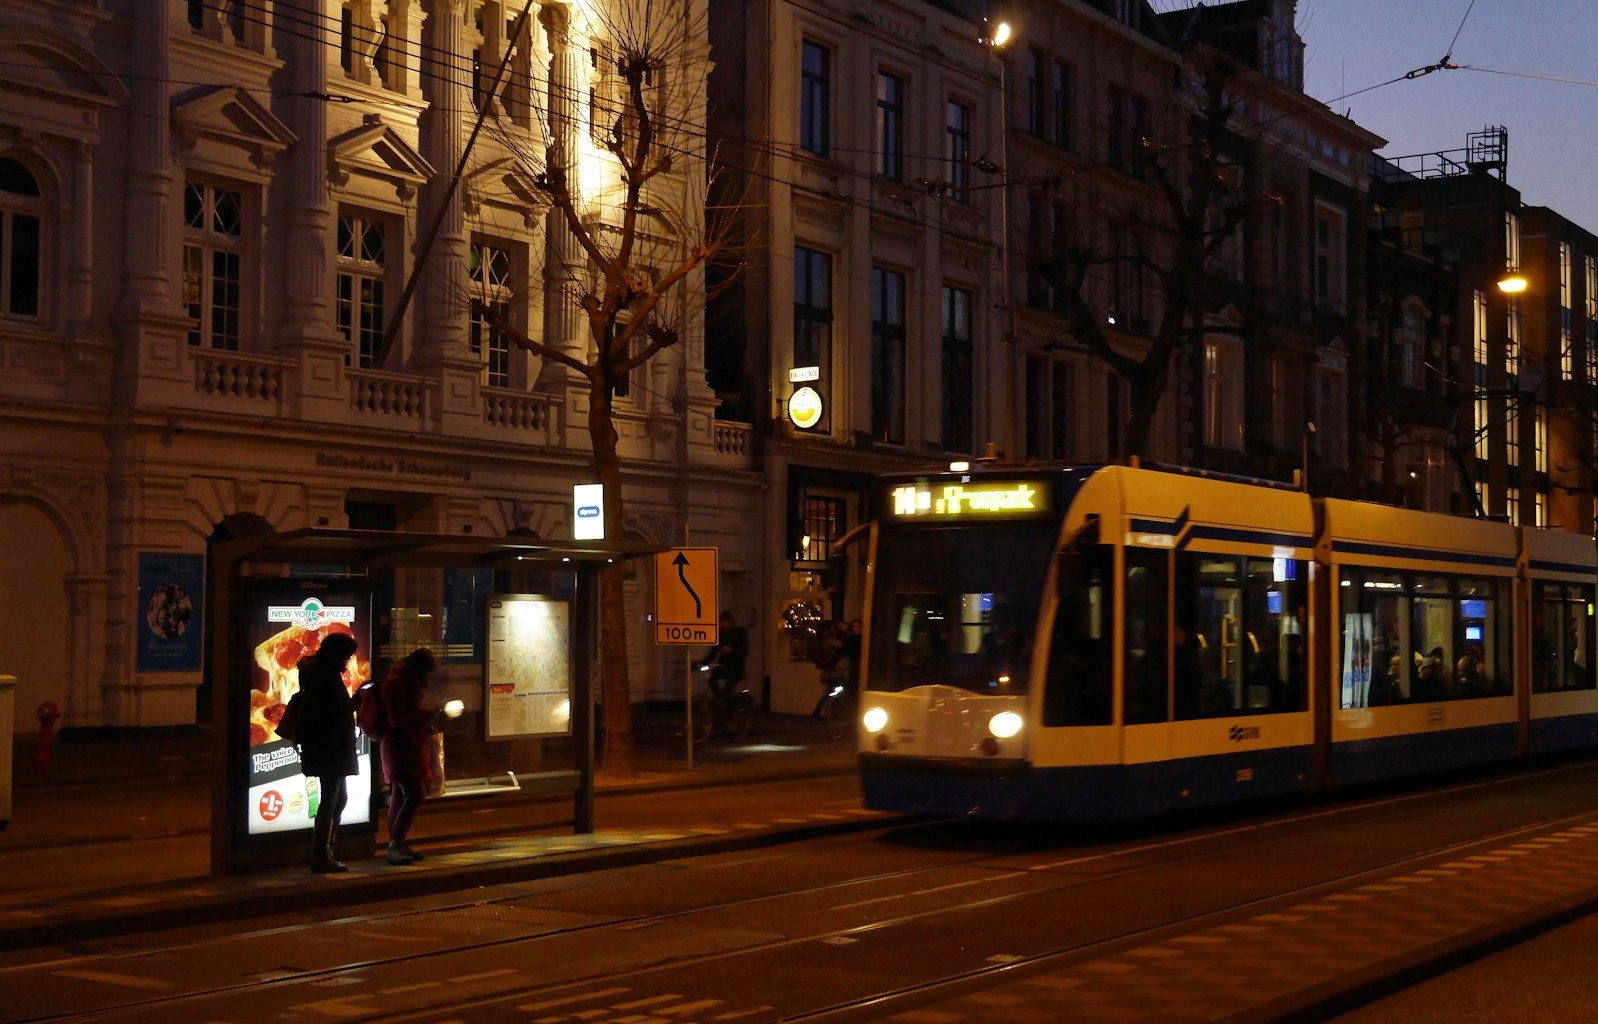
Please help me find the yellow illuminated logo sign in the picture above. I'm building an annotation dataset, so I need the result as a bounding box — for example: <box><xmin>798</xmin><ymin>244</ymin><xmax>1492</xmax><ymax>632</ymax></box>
<box><xmin>890</xmin><ymin>482</ymin><xmax>1047</xmax><ymax>519</ymax></box>
<box><xmin>788</xmin><ymin>386</ymin><xmax>823</xmax><ymax>429</ymax></box>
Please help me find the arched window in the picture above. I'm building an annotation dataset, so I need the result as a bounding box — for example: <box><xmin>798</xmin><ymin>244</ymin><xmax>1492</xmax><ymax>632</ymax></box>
<box><xmin>0</xmin><ymin>155</ymin><xmax>43</xmax><ymax>318</ymax></box>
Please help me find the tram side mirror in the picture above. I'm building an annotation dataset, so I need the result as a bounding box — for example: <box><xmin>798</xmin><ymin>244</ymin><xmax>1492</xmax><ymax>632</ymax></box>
<box><xmin>1057</xmin><ymin>549</ymin><xmax>1083</xmax><ymax>600</ymax></box>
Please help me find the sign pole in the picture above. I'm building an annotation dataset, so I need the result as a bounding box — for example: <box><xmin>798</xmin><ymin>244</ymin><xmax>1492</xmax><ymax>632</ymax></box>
<box><xmin>684</xmin><ymin>523</ymin><xmax>693</xmax><ymax>770</ymax></box>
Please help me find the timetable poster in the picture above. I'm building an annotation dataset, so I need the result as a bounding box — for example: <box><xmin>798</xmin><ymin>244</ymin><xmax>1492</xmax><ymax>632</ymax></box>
<box><xmin>484</xmin><ymin>595</ymin><xmax>573</xmax><ymax>739</ymax></box>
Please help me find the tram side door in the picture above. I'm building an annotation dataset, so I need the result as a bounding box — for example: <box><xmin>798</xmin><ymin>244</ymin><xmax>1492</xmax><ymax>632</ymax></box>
<box><xmin>1121</xmin><ymin>547</ymin><xmax>1173</xmax><ymax>801</ymax></box>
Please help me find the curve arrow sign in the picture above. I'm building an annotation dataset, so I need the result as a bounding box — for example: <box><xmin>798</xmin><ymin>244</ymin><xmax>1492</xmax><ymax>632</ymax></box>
<box><xmin>673</xmin><ymin>552</ymin><xmax>702</xmax><ymax>619</ymax></box>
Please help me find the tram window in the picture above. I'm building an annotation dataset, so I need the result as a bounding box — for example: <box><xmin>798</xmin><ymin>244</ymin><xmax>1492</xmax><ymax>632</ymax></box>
<box><xmin>1175</xmin><ymin>553</ymin><xmax>1306</xmax><ymax>719</ymax></box>
<box><xmin>1043</xmin><ymin>544</ymin><xmax>1113</xmax><ymax>726</ymax></box>
<box><xmin>1341</xmin><ymin>568</ymin><xmax>1510</xmax><ymax>707</ymax></box>
<box><xmin>1123</xmin><ymin>548</ymin><xmax>1168</xmax><ymax>724</ymax></box>
<box><xmin>870</xmin><ymin>525</ymin><xmax>1056</xmax><ymax>694</ymax></box>
<box><xmin>1411</xmin><ymin>576</ymin><xmax>1452</xmax><ymax>701</ymax></box>
<box><xmin>1533</xmin><ymin>583</ymin><xmax>1597</xmax><ymax>692</ymax></box>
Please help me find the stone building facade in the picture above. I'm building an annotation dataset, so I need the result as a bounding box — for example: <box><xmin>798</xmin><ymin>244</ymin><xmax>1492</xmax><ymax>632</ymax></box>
<box><xmin>0</xmin><ymin>0</ymin><xmax>761</xmax><ymax>733</ymax></box>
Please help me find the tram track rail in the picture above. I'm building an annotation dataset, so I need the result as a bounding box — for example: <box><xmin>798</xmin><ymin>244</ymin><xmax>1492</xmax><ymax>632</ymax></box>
<box><xmin>10</xmin><ymin>760</ymin><xmax>1598</xmax><ymax>1024</ymax></box>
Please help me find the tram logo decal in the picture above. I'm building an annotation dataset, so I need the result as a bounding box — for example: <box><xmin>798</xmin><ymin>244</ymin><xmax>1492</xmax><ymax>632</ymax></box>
<box><xmin>890</xmin><ymin>482</ymin><xmax>1049</xmax><ymax>520</ymax></box>
<box><xmin>1229</xmin><ymin>725</ymin><xmax>1261</xmax><ymax>742</ymax></box>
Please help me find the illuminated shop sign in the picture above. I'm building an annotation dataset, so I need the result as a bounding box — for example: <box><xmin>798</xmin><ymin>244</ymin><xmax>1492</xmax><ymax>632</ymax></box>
<box><xmin>788</xmin><ymin>386</ymin><xmax>824</xmax><ymax>430</ymax></box>
<box><xmin>788</xmin><ymin>365</ymin><xmax>820</xmax><ymax>383</ymax></box>
<box><xmin>889</xmin><ymin>481</ymin><xmax>1051</xmax><ymax>520</ymax></box>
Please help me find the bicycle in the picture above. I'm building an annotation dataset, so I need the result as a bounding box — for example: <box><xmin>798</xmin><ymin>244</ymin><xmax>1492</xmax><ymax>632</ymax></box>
<box><xmin>816</xmin><ymin>677</ymin><xmax>857</xmax><ymax>740</ymax></box>
<box><xmin>689</xmin><ymin>683</ymin><xmax>754</xmax><ymax>743</ymax></box>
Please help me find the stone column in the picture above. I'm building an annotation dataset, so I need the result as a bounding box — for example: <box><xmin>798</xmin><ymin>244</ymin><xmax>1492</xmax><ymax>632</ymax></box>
<box><xmin>414</xmin><ymin>0</ymin><xmax>483</xmax><ymax>434</ymax></box>
<box><xmin>272</xmin><ymin>0</ymin><xmax>351</xmax><ymax>422</ymax></box>
<box><xmin>113</xmin><ymin>4</ymin><xmax>184</xmax><ymax>335</ymax></box>
<box><xmin>539</xmin><ymin>2</ymin><xmax>593</xmax><ymax>447</ymax></box>
<box><xmin>417</xmin><ymin>0</ymin><xmax>471</xmax><ymax>361</ymax></box>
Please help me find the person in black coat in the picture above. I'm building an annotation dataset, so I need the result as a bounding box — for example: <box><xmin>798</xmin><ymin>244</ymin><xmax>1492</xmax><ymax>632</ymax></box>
<box><xmin>293</xmin><ymin>632</ymin><xmax>361</xmax><ymax>873</ymax></box>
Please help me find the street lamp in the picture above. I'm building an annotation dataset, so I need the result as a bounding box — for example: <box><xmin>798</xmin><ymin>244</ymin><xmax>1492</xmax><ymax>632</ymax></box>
<box><xmin>1497</xmin><ymin>274</ymin><xmax>1528</xmax><ymax>295</ymax></box>
<box><xmin>983</xmin><ymin>20</ymin><xmax>1016</xmax><ymax>457</ymax></box>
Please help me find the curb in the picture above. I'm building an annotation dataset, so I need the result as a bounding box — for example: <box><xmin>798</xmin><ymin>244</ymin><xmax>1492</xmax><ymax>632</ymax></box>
<box><xmin>0</xmin><ymin>810</ymin><xmax>909</xmax><ymax>953</ymax></box>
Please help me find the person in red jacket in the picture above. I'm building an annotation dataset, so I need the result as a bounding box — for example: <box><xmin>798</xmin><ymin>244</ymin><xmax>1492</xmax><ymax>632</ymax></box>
<box><xmin>380</xmin><ymin>647</ymin><xmax>436</xmax><ymax>865</ymax></box>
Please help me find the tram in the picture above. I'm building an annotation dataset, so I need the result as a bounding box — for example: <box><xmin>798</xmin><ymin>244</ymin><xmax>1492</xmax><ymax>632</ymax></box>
<box><xmin>856</xmin><ymin>461</ymin><xmax>1598</xmax><ymax>821</ymax></box>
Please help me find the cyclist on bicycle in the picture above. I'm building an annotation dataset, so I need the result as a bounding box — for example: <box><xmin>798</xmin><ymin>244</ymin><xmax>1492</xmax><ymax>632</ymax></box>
<box><xmin>700</xmin><ymin>611</ymin><xmax>748</xmax><ymax>701</ymax></box>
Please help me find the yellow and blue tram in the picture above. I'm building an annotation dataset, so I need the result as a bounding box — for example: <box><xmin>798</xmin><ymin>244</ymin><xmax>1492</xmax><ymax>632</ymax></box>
<box><xmin>857</xmin><ymin>462</ymin><xmax>1598</xmax><ymax>820</ymax></box>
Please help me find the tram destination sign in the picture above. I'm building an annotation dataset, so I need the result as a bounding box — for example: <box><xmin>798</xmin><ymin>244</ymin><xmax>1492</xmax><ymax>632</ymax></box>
<box><xmin>887</xmin><ymin>480</ymin><xmax>1053</xmax><ymax>521</ymax></box>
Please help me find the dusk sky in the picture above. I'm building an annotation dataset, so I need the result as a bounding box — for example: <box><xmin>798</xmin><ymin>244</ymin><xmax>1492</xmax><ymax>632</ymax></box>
<box><xmin>1295</xmin><ymin>0</ymin><xmax>1598</xmax><ymax>232</ymax></box>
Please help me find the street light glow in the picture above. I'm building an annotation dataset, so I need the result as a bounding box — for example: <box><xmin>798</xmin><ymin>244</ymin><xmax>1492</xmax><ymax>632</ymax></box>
<box><xmin>1497</xmin><ymin>274</ymin><xmax>1528</xmax><ymax>294</ymax></box>
<box><xmin>987</xmin><ymin>20</ymin><xmax>1013</xmax><ymax>48</ymax></box>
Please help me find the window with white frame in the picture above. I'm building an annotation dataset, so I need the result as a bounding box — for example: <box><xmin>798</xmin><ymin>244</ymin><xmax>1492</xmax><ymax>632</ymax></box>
<box><xmin>0</xmin><ymin>156</ymin><xmax>43</xmax><ymax>319</ymax></box>
<box><xmin>1203</xmin><ymin>336</ymin><xmax>1243</xmax><ymax>450</ymax></box>
<box><xmin>1473</xmin><ymin>288</ymin><xmax>1489</xmax><ymax>461</ymax></box>
<box><xmin>336</xmin><ymin>211</ymin><xmax>387</xmax><ymax>369</ymax></box>
<box><xmin>1505</xmin><ymin>210</ymin><xmax>1521</xmax><ymax>270</ymax></box>
<box><xmin>1507</xmin><ymin>488</ymin><xmax>1520</xmax><ymax>526</ymax></box>
<box><xmin>182</xmin><ymin>181</ymin><xmax>244</xmax><ymax>350</ymax></box>
<box><xmin>1535</xmin><ymin>491</ymin><xmax>1547</xmax><ymax>528</ymax></box>
<box><xmin>468</xmin><ymin>240</ymin><xmax>514</xmax><ymax>388</ymax></box>
<box><xmin>1314</xmin><ymin>203</ymin><xmax>1346</xmax><ymax>307</ymax></box>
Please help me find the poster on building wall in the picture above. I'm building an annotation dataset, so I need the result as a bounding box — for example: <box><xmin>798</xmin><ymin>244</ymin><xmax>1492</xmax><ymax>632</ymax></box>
<box><xmin>137</xmin><ymin>553</ymin><xmax>204</xmax><ymax>671</ymax></box>
<box><xmin>484</xmin><ymin>595</ymin><xmax>572</xmax><ymax>739</ymax></box>
<box><xmin>237</xmin><ymin>579</ymin><xmax>374</xmax><ymax>838</ymax></box>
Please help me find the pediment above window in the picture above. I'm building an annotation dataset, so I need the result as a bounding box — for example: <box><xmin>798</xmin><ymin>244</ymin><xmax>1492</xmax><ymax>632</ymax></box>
<box><xmin>461</xmin><ymin>156</ymin><xmax>549</xmax><ymax>227</ymax></box>
<box><xmin>172</xmin><ymin>87</ymin><xmax>296</xmax><ymax>169</ymax></box>
<box><xmin>328</xmin><ymin>118</ymin><xmax>434</xmax><ymax>201</ymax></box>
<box><xmin>0</xmin><ymin>31</ymin><xmax>127</xmax><ymax>111</ymax></box>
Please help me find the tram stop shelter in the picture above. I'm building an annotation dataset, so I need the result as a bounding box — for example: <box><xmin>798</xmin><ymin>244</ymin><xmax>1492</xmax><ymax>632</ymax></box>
<box><xmin>206</xmin><ymin>528</ymin><xmax>662</xmax><ymax>874</ymax></box>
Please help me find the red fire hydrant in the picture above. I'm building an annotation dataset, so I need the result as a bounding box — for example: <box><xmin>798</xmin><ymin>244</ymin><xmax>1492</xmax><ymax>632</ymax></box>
<box><xmin>35</xmin><ymin>701</ymin><xmax>61</xmax><ymax>779</ymax></box>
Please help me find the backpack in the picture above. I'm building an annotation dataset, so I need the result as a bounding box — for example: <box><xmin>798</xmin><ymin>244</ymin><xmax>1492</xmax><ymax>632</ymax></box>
<box><xmin>277</xmin><ymin>689</ymin><xmax>306</xmax><ymax>745</ymax></box>
<box><xmin>355</xmin><ymin>681</ymin><xmax>388</xmax><ymax>738</ymax></box>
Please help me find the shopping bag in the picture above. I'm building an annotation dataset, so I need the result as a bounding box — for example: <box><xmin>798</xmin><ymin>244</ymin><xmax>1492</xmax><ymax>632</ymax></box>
<box><xmin>426</xmin><ymin>731</ymin><xmax>445</xmax><ymax>796</ymax></box>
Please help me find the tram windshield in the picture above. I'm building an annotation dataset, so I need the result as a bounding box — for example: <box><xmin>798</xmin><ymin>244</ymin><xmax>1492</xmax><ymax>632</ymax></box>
<box><xmin>869</xmin><ymin>524</ymin><xmax>1057</xmax><ymax>694</ymax></box>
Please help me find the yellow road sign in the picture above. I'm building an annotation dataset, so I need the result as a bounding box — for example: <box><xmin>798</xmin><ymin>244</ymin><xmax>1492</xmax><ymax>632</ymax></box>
<box><xmin>655</xmin><ymin>547</ymin><xmax>719</xmax><ymax>645</ymax></box>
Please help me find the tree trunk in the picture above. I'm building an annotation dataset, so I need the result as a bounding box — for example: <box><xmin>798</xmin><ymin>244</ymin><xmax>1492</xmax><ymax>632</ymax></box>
<box><xmin>1123</xmin><ymin>366</ymin><xmax>1167</xmax><ymax>461</ymax></box>
<box><xmin>588</xmin><ymin>381</ymin><xmax>636</xmax><ymax>777</ymax></box>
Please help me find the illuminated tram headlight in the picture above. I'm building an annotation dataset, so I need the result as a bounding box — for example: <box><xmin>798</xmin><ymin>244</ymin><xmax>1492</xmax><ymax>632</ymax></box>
<box><xmin>988</xmin><ymin>711</ymin><xmax>1023</xmax><ymax>739</ymax></box>
<box><xmin>862</xmin><ymin>706</ymin><xmax>889</xmax><ymax>734</ymax></box>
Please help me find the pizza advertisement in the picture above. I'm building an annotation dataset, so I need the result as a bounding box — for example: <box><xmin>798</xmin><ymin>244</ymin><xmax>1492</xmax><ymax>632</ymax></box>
<box><xmin>238</xmin><ymin>581</ymin><xmax>375</xmax><ymax>838</ymax></box>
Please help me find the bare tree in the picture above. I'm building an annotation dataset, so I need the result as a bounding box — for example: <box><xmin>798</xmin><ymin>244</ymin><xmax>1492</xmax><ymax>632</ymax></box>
<box><xmin>1038</xmin><ymin>47</ymin><xmax>1258</xmax><ymax>460</ymax></box>
<box><xmin>469</xmin><ymin>0</ymin><xmax>741</xmax><ymax>776</ymax></box>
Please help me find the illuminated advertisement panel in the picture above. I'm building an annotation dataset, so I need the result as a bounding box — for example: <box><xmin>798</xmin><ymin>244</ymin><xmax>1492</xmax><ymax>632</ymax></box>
<box><xmin>238</xmin><ymin>579</ymin><xmax>375</xmax><ymax>839</ymax></box>
<box><xmin>884</xmin><ymin>479</ymin><xmax>1054</xmax><ymax>522</ymax></box>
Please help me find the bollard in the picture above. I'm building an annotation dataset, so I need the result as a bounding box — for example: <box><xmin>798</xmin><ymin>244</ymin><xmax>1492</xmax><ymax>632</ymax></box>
<box><xmin>35</xmin><ymin>701</ymin><xmax>61</xmax><ymax>779</ymax></box>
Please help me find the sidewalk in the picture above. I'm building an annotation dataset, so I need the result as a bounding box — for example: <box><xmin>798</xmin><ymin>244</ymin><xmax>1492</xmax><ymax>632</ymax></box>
<box><xmin>0</xmin><ymin>712</ymin><xmax>882</xmax><ymax>951</ymax></box>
